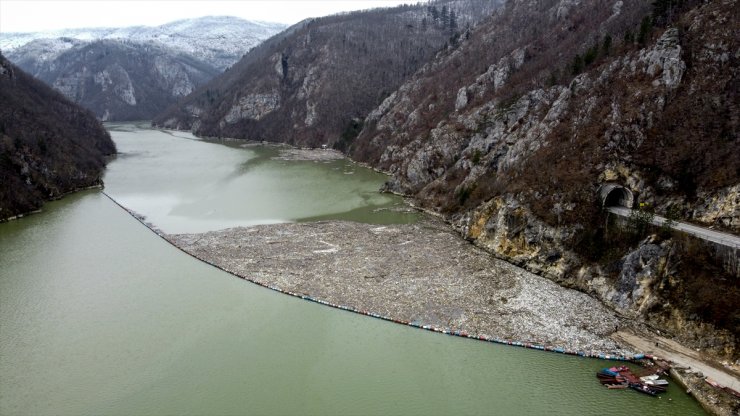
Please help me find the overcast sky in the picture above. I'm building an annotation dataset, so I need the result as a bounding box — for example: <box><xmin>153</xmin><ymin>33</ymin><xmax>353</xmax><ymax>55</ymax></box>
<box><xmin>0</xmin><ymin>0</ymin><xmax>414</xmax><ymax>33</ymax></box>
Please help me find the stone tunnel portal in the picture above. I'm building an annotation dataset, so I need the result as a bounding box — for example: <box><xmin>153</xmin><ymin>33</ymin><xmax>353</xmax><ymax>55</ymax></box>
<box><xmin>599</xmin><ymin>183</ymin><xmax>634</xmax><ymax>208</ymax></box>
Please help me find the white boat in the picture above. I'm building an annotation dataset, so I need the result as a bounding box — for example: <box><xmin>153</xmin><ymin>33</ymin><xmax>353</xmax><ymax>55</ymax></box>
<box><xmin>645</xmin><ymin>379</ymin><xmax>669</xmax><ymax>386</ymax></box>
<box><xmin>640</xmin><ymin>375</ymin><xmax>659</xmax><ymax>381</ymax></box>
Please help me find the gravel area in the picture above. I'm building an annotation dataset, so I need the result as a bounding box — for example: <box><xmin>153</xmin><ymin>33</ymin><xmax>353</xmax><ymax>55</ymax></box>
<box><xmin>166</xmin><ymin>216</ymin><xmax>633</xmax><ymax>355</ymax></box>
<box><xmin>272</xmin><ymin>148</ymin><xmax>346</xmax><ymax>161</ymax></box>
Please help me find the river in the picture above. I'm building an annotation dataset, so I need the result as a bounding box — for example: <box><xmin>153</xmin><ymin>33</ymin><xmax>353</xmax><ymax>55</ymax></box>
<box><xmin>0</xmin><ymin>124</ymin><xmax>705</xmax><ymax>415</ymax></box>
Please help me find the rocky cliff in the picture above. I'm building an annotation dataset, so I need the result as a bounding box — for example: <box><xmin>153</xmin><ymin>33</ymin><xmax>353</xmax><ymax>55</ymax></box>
<box><xmin>152</xmin><ymin>0</ymin><xmax>504</xmax><ymax>146</ymax></box>
<box><xmin>0</xmin><ymin>53</ymin><xmax>116</xmax><ymax>220</ymax></box>
<box><xmin>352</xmin><ymin>0</ymin><xmax>739</xmax><ymax>359</ymax></box>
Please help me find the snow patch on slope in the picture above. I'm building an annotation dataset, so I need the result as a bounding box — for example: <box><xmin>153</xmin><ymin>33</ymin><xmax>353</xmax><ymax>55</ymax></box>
<box><xmin>1</xmin><ymin>16</ymin><xmax>287</xmax><ymax>71</ymax></box>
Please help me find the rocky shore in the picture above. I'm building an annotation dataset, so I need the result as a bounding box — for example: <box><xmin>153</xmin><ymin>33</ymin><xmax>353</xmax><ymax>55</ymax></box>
<box><xmin>167</xmin><ymin>216</ymin><xmax>632</xmax><ymax>355</ymax></box>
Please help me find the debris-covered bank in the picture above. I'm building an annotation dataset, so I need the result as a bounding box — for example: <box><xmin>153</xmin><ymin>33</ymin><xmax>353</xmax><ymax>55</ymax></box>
<box><xmin>167</xmin><ymin>217</ymin><xmax>630</xmax><ymax>356</ymax></box>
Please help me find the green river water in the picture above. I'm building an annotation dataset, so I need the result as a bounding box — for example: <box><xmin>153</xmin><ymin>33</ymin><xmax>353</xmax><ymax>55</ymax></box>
<box><xmin>0</xmin><ymin>124</ymin><xmax>705</xmax><ymax>415</ymax></box>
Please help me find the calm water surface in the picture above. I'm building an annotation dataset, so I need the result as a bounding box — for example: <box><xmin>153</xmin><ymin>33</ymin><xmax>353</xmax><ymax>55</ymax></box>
<box><xmin>103</xmin><ymin>122</ymin><xmax>417</xmax><ymax>233</ymax></box>
<box><xmin>0</xmin><ymin>125</ymin><xmax>705</xmax><ymax>415</ymax></box>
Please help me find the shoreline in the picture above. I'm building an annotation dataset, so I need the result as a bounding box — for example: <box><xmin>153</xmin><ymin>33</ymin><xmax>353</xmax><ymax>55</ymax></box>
<box><xmin>0</xmin><ymin>183</ymin><xmax>104</xmax><ymax>223</ymax></box>
<box><xmin>106</xmin><ymin>127</ymin><xmax>632</xmax><ymax>358</ymax></box>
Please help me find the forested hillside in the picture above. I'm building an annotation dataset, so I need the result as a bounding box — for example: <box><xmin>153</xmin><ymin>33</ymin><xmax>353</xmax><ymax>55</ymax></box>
<box><xmin>0</xmin><ymin>53</ymin><xmax>116</xmax><ymax>220</ymax></box>
<box><xmin>153</xmin><ymin>0</ymin><xmax>504</xmax><ymax>146</ymax></box>
<box><xmin>11</xmin><ymin>40</ymin><xmax>221</xmax><ymax>121</ymax></box>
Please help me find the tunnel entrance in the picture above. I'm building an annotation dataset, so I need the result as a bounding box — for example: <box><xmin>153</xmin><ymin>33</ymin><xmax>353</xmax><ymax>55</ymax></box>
<box><xmin>598</xmin><ymin>183</ymin><xmax>634</xmax><ymax>208</ymax></box>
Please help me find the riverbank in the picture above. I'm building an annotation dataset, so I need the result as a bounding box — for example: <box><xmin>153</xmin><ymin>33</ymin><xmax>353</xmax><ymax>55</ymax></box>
<box><xmin>614</xmin><ymin>331</ymin><xmax>740</xmax><ymax>415</ymax></box>
<box><xmin>165</xmin><ymin>216</ymin><xmax>631</xmax><ymax>356</ymax></box>
<box><xmin>670</xmin><ymin>368</ymin><xmax>740</xmax><ymax>416</ymax></box>
<box><xmin>0</xmin><ymin>184</ymin><xmax>103</xmax><ymax>223</ymax></box>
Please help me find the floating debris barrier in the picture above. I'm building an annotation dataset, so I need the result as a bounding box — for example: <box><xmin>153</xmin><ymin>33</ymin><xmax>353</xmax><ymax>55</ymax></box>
<box><xmin>102</xmin><ymin>192</ymin><xmax>645</xmax><ymax>362</ymax></box>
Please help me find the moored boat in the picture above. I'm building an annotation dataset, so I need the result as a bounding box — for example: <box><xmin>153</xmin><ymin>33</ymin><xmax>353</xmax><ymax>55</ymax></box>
<box><xmin>629</xmin><ymin>383</ymin><xmax>659</xmax><ymax>397</ymax></box>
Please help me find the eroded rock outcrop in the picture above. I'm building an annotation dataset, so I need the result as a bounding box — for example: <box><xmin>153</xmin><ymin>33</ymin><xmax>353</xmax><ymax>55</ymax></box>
<box><xmin>222</xmin><ymin>92</ymin><xmax>281</xmax><ymax>124</ymax></box>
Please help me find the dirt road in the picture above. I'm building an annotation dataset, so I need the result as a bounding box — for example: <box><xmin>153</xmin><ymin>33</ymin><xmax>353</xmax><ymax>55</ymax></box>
<box><xmin>613</xmin><ymin>330</ymin><xmax>740</xmax><ymax>390</ymax></box>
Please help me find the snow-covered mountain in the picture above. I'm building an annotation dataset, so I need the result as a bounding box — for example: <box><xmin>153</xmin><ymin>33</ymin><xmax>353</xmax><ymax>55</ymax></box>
<box><xmin>1</xmin><ymin>16</ymin><xmax>286</xmax><ymax>121</ymax></box>
<box><xmin>1</xmin><ymin>16</ymin><xmax>287</xmax><ymax>71</ymax></box>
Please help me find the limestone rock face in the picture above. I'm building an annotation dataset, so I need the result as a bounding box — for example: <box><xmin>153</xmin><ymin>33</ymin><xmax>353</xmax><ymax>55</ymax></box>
<box><xmin>459</xmin><ymin>196</ymin><xmax>577</xmax><ymax>281</ymax></box>
<box><xmin>153</xmin><ymin>56</ymin><xmax>197</xmax><ymax>97</ymax></box>
<box><xmin>555</xmin><ymin>0</ymin><xmax>582</xmax><ymax>20</ymax></box>
<box><xmin>692</xmin><ymin>185</ymin><xmax>740</xmax><ymax>232</ymax></box>
<box><xmin>93</xmin><ymin>65</ymin><xmax>137</xmax><ymax>106</ymax></box>
<box><xmin>607</xmin><ymin>243</ymin><xmax>665</xmax><ymax>313</ymax></box>
<box><xmin>455</xmin><ymin>87</ymin><xmax>468</xmax><ymax>111</ymax></box>
<box><xmin>639</xmin><ymin>28</ymin><xmax>685</xmax><ymax>88</ymax></box>
<box><xmin>223</xmin><ymin>92</ymin><xmax>281</xmax><ymax>124</ymax></box>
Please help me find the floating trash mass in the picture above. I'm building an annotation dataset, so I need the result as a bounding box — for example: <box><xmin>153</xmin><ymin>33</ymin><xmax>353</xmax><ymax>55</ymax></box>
<box><xmin>102</xmin><ymin>192</ymin><xmax>645</xmax><ymax>362</ymax></box>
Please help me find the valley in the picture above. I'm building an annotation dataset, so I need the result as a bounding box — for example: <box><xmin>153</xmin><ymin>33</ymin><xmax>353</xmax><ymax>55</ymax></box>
<box><xmin>0</xmin><ymin>0</ymin><xmax>738</xmax><ymax>414</ymax></box>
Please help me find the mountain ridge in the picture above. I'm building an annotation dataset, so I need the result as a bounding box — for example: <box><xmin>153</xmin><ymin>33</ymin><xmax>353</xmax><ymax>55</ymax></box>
<box><xmin>153</xmin><ymin>0</ymin><xmax>505</xmax><ymax>145</ymax></box>
<box><xmin>1</xmin><ymin>16</ymin><xmax>287</xmax><ymax>71</ymax></box>
<box><xmin>4</xmin><ymin>16</ymin><xmax>287</xmax><ymax>121</ymax></box>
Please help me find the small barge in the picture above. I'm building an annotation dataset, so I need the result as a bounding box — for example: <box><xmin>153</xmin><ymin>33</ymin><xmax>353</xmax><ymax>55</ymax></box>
<box><xmin>596</xmin><ymin>366</ymin><xmax>669</xmax><ymax>397</ymax></box>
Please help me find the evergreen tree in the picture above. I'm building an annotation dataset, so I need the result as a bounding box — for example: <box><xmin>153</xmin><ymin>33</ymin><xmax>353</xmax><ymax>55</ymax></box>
<box><xmin>449</xmin><ymin>10</ymin><xmax>458</xmax><ymax>34</ymax></box>
<box><xmin>583</xmin><ymin>40</ymin><xmax>599</xmax><ymax>66</ymax></box>
<box><xmin>571</xmin><ymin>54</ymin><xmax>584</xmax><ymax>75</ymax></box>
<box><xmin>624</xmin><ymin>30</ymin><xmax>634</xmax><ymax>44</ymax></box>
<box><xmin>637</xmin><ymin>16</ymin><xmax>653</xmax><ymax>45</ymax></box>
<box><xmin>429</xmin><ymin>6</ymin><xmax>439</xmax><ymax>22</ymax></box>
<box><xmin>602</xmin><ymin>34</ymin><xmax>612</xmax><ymax>56</ymax></box>
<box><xmin>440</xmin><ymin>6</ymin><xmax>449</xmax><ymax>29</ymax></box>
